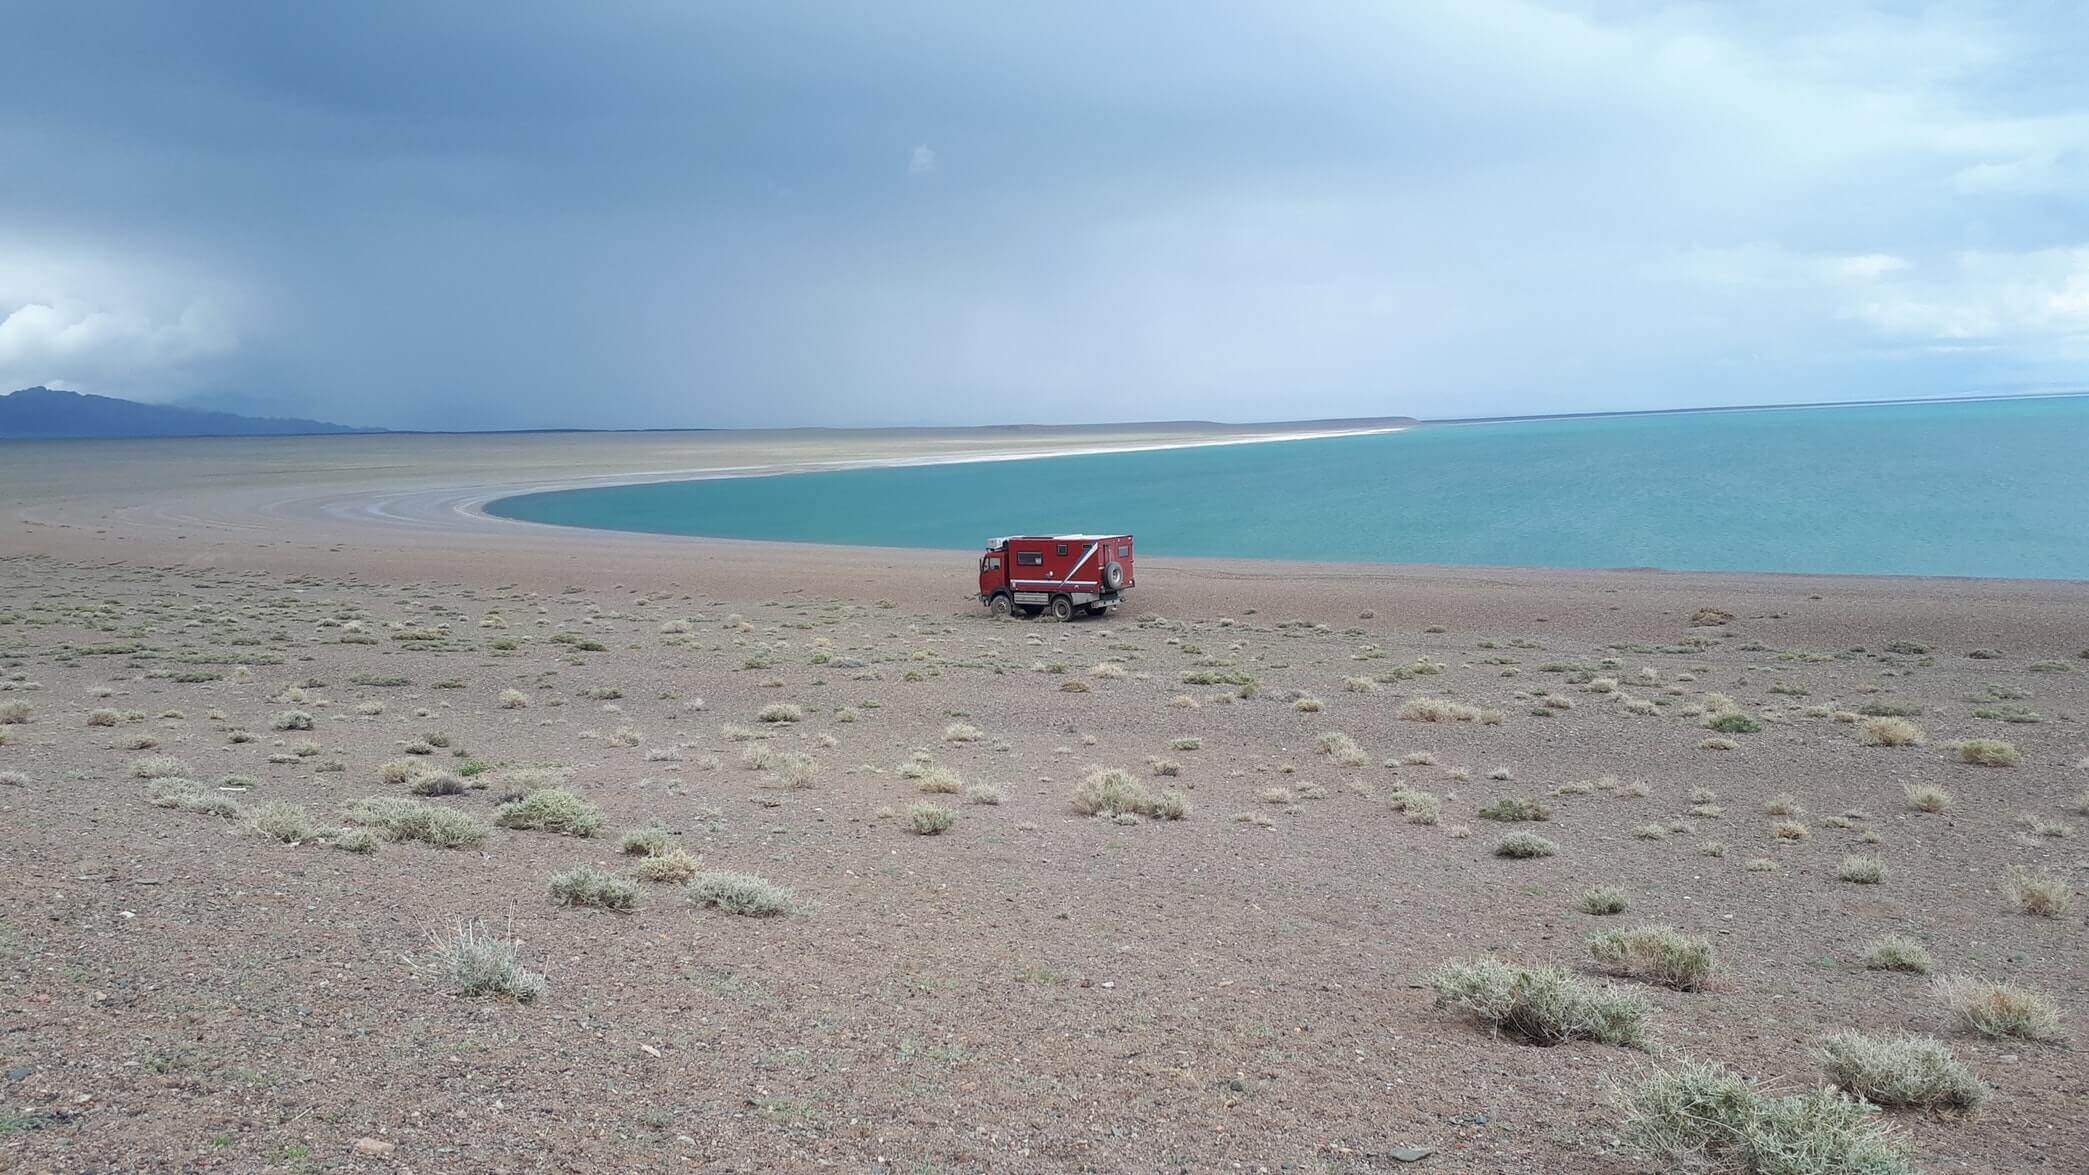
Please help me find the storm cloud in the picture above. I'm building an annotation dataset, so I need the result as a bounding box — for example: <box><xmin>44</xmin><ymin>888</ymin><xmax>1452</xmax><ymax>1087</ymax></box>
<box><xmin>3</xmin><ymin>2</ymin><xmax>2085</xmax><ymax>429</ymax></box>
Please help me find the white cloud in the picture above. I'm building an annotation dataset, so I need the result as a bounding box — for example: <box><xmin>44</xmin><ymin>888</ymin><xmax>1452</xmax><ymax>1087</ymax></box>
<box><xmin>1844</xmin><ymin>248</ymin><xmax>2089</xmax><ymax>349</ymax></box>
<box><xmin>907</xmin><ymin>144</ymin><xmax>938</xmax><ymax>176</ymax></box>
<box><xmin>0</xmin><ymin>242</ymin><xmax>240</xmax><ymax>397</ymax></box>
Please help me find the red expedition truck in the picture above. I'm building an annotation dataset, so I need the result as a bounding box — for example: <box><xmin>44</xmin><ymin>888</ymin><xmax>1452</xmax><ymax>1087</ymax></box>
<box><xmin>978</xmin><ymin>534</ymin><xmax>1134</xmax><ymax>620</ymax></box>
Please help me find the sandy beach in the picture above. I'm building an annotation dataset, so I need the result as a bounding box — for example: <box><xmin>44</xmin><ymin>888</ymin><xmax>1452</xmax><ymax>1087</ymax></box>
<box><xmin>2</xmin><ymin>429</ymin><xmax>2085</xmax><ymax>1172</ymax></box>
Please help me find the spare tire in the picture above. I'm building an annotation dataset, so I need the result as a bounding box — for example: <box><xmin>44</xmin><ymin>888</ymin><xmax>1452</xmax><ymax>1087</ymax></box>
<box><xmin>1103</xmin><ymin>561</ymin><xmax>1125</xmax><ymax>590</ymax></box>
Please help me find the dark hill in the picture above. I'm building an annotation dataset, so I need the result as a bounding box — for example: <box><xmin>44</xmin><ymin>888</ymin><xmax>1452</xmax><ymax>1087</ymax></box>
<box><xmin>0</xmin><ymin>387</ymin><xmax>373</xmax><ymax>439</ymax></box>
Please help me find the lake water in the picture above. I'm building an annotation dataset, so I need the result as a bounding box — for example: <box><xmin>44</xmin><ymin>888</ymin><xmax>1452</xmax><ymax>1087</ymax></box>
<box><xmin>485</xmin><ymin>396</ymin><xmax>2089</xmax><ymax>580</ymax></box>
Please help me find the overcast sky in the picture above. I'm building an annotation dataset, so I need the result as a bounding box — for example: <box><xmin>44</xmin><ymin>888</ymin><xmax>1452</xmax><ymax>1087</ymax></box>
<box><xmin>3</xmin><ymin>2</ymin><xmax>2085</xmax><ymax>430</ymax></box>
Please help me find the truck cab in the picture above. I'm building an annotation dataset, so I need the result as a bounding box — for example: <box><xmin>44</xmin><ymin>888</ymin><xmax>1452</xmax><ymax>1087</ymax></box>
<box><xmin>979</xmin><ymin>534</ymin><xmax>1134</xmax><ymax>620</ymax></box>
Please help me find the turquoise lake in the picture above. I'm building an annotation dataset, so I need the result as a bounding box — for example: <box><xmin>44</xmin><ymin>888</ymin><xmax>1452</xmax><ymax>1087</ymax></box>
<box><xmin>486</xmin><ymin>396</ymin><xmax>2089</xmax><ymax>580</ymax></box>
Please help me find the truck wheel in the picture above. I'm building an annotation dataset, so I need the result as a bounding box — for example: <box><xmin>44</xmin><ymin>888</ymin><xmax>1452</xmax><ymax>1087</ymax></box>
<box><xmin>988</xmin><ymin>594</ymin><xmax>1013</xmax><ymax>618</ymax></box>
<box><xmin>1102</xmin><ymin>561</ymin><xmax>1125</xmax><ymax>590</ymax></box>
<box><xmin>1049</xmin><ymin>595</ymin><xmax>1074</xmax><ymax>622</ymax></box>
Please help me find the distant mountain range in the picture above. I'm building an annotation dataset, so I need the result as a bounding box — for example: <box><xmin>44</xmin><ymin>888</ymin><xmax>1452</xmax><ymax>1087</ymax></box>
<box><xmin>0</xmin><ymin>387</ymin><xmax>374</xmax><ymax>438</ymax></box>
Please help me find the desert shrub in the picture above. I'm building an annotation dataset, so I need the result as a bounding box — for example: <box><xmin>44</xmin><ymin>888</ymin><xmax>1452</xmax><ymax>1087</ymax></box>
<box><xmin>688</xmin><ymin>870</ymin><xmax>793</xmax><ymax>916</ymax></box>
<box><xmin>87</xmin><ymin>708</ymin><xmax>119</xmax><ymax>727</ymax></box>
<box><xmin>1070</xmin><ymin>766</ymin><xmax>1188</xmax><ymax>820</ymax></box>
<box><xmin>494</xmin><ymin>788</ymin><xmax>604</xmax><ymax>837</ymax></box>
<box><xmin>1588</xmin><ymin>925</ymin><xmax>1716</xmax><ymax>991</ymax></box>
<box><xmin>408</xmin><ymin>770</ymin><xmax>467</xmax><ymax>796</ymax></box>
<box><xmin>547</xmin><ymin>864</ymin><xmax>641</xmax><ymax>911</ymax></box>
<box><xmin>1581</xmin><ymin>886</ymin><xmax>1629</xmax><ymax>915</ymax></box>
<box><xmin>620</xmin><ymin>824</ymin><xmax>669</xmax><ymax>856</ymax></box>
<box><xmin>1428</xmin><ymin>957</ymin><xmax>1649</xmax><ymax>1048</ymax></box>
<box><xmin>1863</xmin><ymin>935</ymin><xmax>1933</xmax><ymax>975</ymax></box>
<box><xmin>332</xmin><ymin>827</ymin><xmax>381</xmax><ymax>854</ymax></box>
<box><xmin>1956</xmin><ymin>739</ymin><xmax>2020</xmax><ymax>767</ymax></box>
<box><xmin>943</xmin><ymin>722</ymin><xmax>983</xmax><ymax>742</ymax></box>
<box><xmin>424</xmin><ymin>921</ymin><xmax>544</xmax><ymax>1002</ymax></box>
<box><xmin>146</xmin><ymin>779</ymin><xmax>243</xmax><ymax>818</ymax></box>
<box><xmin>1403</xmin><ymin>791</ymin><xmax>1442</xmax><ymax>824</ymax></box>
<box><xmin>1902</xmin><ymin>784</ymin><xmax>1951</xmax><ymax>813</ymax></box>
<box><xmin>2001</xmin><ymin>867</ymin><xmax>2072</xmax><ymax>917</ymax></box>
<box><xmin>0</xmin><ymin>701</ymin><xmax>30</xmax><ymax>724</ymax></box>
<box><xmin>1494</xmin><ymin>831</ymin><xmax>1558</xmax><ymax>859</ymax></box>
<box><xmin>1774</xmin><ymin>820</ymin><xmax>1809</xmax><ymax>840</ymax></box>
<box><xmin>248</xmin><ymin>801</ymin><xmax>319</xmax><ymax>843</ymax></box>
<box><xmin>908</xmin><ymin>802</ymin><xmax>957</xmax><ymax>835</ymax></box>
<box><xmin>1617</xmin><ymin>1060</ymin><xmax>1912</xmax><ymax>1174</ymax></box>
<box><xmin>772</xmin><ymin>751</ymin><xmax>819</xmax><ymax>789</ymax></box>
<box><xmin>757</xmin><ymin>703</ymin><xmax>803</xmax><ymax>724</ymax></box>
<box><xmin>1837</xmin><ymin>855</ymin><xmax>1886</xmax><ymax>884</ymax></box>
<box><xmin>1316</xmin><ymin>731</ymin><xmax>1368</xmax><ymax>766</ymax></box>
<box><xmin>1401</xmin><ymin>697</ymin><xmax>1504</xmax><ymax>724</ymax></box>
<box><xmin>129</xmin><ymin>755</ymin><xmax>190</xmax><ymax>780</ymax></box>
<box><xmin>1817</xmin><ymin>1032</ymin><xmax>1986</xmax><ymax>1110</ymax></box>
<box><xmin>272</xmin><ymin>709</ymin><xmax>314</xmax><ymax>731</ymax></box>
<box><xmin>342</xmin><ymin>796</ymin><xmax>491</xmax><ymax>848</ymax></box>
<box><xmin>1705</xmin><ymin>712</ymin><xmax>1761</xmax><ymax>734</ymax></box>
<box><xmin>1478</xmin><ymin>796</ymin><xmax>1551</xmax><ymax>823</ymax></box>
<box><xmin>962</xmin><ymin>783</ymin><xmax>1004</xmax><ymax>805</ymax></box>
<box><xmin>498</xmin><ymin>688</ymin><xmax>530</xmax><ymax>709</ymax></box>
<box><xmin>1931</xmin><ymin>976</ymin><xmax>2064</xmax><ymax>1042</ymax></box>
<box><xmin>1858</xmin><ymin>718</ymin><xmax>1924</xmax><ymax>747</ymax></box>
<box><xmin>633</xmin><ymin>847</ymin><xmax>701</xmax><ymax>882</ymax></box>
<box><xmin>911</xmin><ymin>764</ymin><xmax>963</xmax><ymax>794</ymax></box>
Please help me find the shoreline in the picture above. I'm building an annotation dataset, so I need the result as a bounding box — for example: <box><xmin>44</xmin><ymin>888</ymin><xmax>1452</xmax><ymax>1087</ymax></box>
<box><xmin>2</xmin><ymin>425</ymin><xmax>2086</xmax><ymax>615</ymax></box>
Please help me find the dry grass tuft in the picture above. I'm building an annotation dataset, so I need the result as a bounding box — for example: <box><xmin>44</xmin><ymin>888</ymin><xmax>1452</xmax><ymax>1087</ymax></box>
<box><xmin>248</xmin><ymin>801</ymin><xmax>319</xmax><ymax>843</ymax></box>
<box><xmin>633</xmin><ymin>847</ymin><xmax>702</xmax><ymax>883</ymax></box>
<box><xmin>688</xmin><ymin>870</ymin><xmax>793</xmax><ymax>916</ymax></box>
<box><xmin>1588</xmin><ymin>925</ymin><xmax>1716</xmax><ymax>991</ymax></box>
<box><xmin>1493</xmin><ymin>831</ymin><xmax>1558</xmax><ymax>859</ymax></box>
<box><xmin>1401</xmin><ymin>697</ymin><xmax>1504</xmax><ymax>724</ymax></box>
<box><xmin>1902</xmin><ymin>783</ymin><xmax>1951</xmax><ymax>813</ymax></box>
<box><xmin>908</xmin><ymin>802</ymin><xmax>957</xmax><ymax>835</ymax></box>
<box><xmin>1932</xmin><ymin>976</ymin><xmax>2064</xmax><ymax>1042</ymax></box>
<box><xmin>424</xmin><ymin>921</ymin><xmax>544</xmax><ymax>1002</ymax></box>
<box><xmin>342</xmin><ymin>796</ymin><xmax>492</xmax><ymax>848</ymax></box>
<box><xmin>547</xmin><ymin>863</ymin><xmax>641</xmax><ymax>911</ymax></box>
<box><xmin>1858</xmin><ymin>717</ymin><xmax>1924</xmax><ymax>747</ymax></box>
<box><xmin>1863</xmin><ymin>935</ymin><xmax>1934</xmax><ymax>975</ymax></box>
<box><xmin>2000</xmin><ymin>867</ymin><xmax>2072</xmax><ymax>917</ymax></box>
<box><xmin>1478</xmin><ymin>796</ymin><xmax>1551</xmax><ymax>823</ymax></box>
<box><xmin>1429</xmin><ymin>957</ymin><xmax>1650</xmax><ymax>1048</ymax></box>
<box><xmin>1817</xmin><ymin>1032</ymin><xmax>1986</xmax><ymax>1110</ymax></box>
<box><xmin>1955</xmin><ymin>739</ymin><xmax>2020</xmax><ymax>767</ymax></box>
<box><xmin>1837</xmin><ymin>855</ymin><xmax>1886</xmax><ymax>884</ymax></box>
<box><xmin>1580</xmin><ymin>886</ymin><xmax>1629</xmax><ymax>915</ymax></box>
<box><xmin>1070</xmin><ymin>766</ymin><xmax>1189</xmax><ymax>820</ymax></box>
<box><xmin>129</xmin><ymin>755</ymin><xmax>191</xmax><ymax>779</ymax></box>
<box><xmin>1617</xmin><ymin>1060</ymin><xmax>1912</xmax><ymax>1174</ymax></box>
<box><xmin>495</xmin><ymin>788</ymin><xmax>604</xmax><ymax>837</ymax></box>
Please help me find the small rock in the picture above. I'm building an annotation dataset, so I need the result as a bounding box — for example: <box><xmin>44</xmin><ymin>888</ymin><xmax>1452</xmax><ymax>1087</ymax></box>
<box><xmin>5</xmin><ymin>1065</ymin><xmax>34</xmax><ymax>1082</ymax></box>
<box><xmin>1388</xmin><ymin>1145</ymin><xmax>1434</xmax><ymax>1162</ymax></box>
<box><xmin>352</xmin><ymin>1137</ymin><xmax>395</xmax><ymax>1157</ymax></box>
